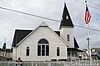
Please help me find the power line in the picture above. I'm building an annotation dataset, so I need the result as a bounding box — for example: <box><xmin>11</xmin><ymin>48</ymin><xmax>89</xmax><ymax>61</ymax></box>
<box><xmin>75</xmin><ymin>25</ymin><xmax>100</xmax><ymax>32</ymax></box>
<box><xmin>0</xmin><ymin>7</ymin><xmax>60</xmax><ymax>22</ymax></box>
<box><xmin>0</xmin><ymin>6</ymin><xmax>100</xmax><ymax>32</ymax></box>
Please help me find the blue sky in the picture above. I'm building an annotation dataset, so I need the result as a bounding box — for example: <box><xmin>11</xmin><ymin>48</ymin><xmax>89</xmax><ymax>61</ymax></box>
<box><xmin>0</xmin><ymin>0</ymin><xmax>100</xmax><ymax>49</ymax></box>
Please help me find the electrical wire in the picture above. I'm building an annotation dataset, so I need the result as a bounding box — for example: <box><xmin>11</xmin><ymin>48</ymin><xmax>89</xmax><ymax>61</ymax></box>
<box><xmin>75</xmin><ymin>25</ymin><xmax>100</xmax><ymax>32</ymax></box>
<box><xmin>0</xmin><ymin>7</ymin><xmax>60</xmax><ymax>22</ymax></box>
<box><xmin>0</xmin><ymin>6</ymin><xmax>100</xmax><ymax>32</ymax></box>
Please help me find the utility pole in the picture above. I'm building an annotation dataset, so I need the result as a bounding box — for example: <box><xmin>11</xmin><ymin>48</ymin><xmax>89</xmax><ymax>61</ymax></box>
<box><xmin>87</xmin><ymin>37</ymin><xmax>90</xmax><ymax>59</ymax></box>
<box><xmin>87</xmin><ymin>37</ymin><xmax>92</xmax><ymax>65</ymax></box>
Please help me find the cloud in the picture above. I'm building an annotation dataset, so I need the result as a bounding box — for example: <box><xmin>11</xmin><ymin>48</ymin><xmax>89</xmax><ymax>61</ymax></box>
<box><xmin>0</xmin><ymin>0</ymin><xmax>100</xmax><ymax>49</ymax></box>
<box><xmin>0</xmin><ymin>23</ymin><xmax>15</xmax><ymax>48</ymax></box>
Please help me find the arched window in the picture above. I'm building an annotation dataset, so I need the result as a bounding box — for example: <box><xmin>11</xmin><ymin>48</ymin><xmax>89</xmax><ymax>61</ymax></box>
<box><xmin>38</xmin><ymin>39</ymin><xmax>49</xmax><ymax>44</ymax></box>
<box><xmin>67</xmin><ymin>34</ymin><xmax>70</xmax><ymax>41</ymax></box>
<box><xmin>26</xmin><ymin>47</ymin><xmax>29</xmax><ymax>56</ymax></box>
<box><xmin>38</xmin><ymin>39</ymin><xmax>49</xmax><ymax>56</ymax></box>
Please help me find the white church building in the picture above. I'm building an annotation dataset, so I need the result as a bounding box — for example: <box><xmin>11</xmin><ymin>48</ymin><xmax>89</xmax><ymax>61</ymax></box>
<box><xmin>12</xmin><ymin>3</ymin><xmax>81</xmax><ymax>61</ymax></box>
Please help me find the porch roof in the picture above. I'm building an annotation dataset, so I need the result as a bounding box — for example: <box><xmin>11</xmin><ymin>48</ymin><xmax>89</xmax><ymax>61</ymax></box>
<box><xmin>67</xmin><ymin>48</ymin><xmax>83</xmax><ymax>52</ymax></box>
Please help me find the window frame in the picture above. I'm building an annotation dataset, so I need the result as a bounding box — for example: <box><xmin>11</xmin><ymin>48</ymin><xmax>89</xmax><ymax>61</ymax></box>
<box><xmin>26</xmin><ymin>47</ymin><xmax>30</xmax><ymax>56</ymax></box>
<box><xmin>37</xmin><ymin>39</ymin><xmax>49</xmax><ymax>56</ymax></box>
<box><xmin>67</xmin><ymin>34</ymin><xmax>70</xmax><ymax>41</ymax></box>
<box><xmin>57</xmin><ymin>47</ymin><xmax>60</xmax><ymax>56</ymax></box>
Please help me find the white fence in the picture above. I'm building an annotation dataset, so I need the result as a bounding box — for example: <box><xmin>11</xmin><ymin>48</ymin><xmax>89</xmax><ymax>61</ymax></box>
<box><xmin>0</xmin><ymin>60</ymin><xmax>100</xmax><ymax>66</ymax></box>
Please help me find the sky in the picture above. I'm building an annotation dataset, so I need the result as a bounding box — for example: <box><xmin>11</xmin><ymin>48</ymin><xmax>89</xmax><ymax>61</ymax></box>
<box><xmin>0</xmin><ymin>0</ymin><xmax>100</xmax><ymax>49</ymax></box>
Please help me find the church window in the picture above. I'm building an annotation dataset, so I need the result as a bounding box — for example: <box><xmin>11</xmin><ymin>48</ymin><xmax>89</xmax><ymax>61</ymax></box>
<box><xmin>38</xmin><ymin>39</ymin><xmax>49</xmax><ymax>44</ymax></box>
<box><xmin>57</xmin><ymin>47</ymin><xmax>60</xmax><ymax>56</ymax></box>
<box><xmin>46</xmin><ymin>45</ymin><xmax>49</xmax><ymax>56</ymax></box>
<box><xmin>66</xmin><ymin>16</ymin><xmax>69</xmax><ymax>19</ymax></box>
<box><xmin>42</xmin><ymin>45</ymin><xmax>45</xmax><ymax>56</ymax></box>
<box><xmin>26</xmin><ymin>47</ymin><xmax>29</xmax><ymax>56</ymax></box>
<box><xmin>67</xmin><ymin>34</ymin><xmax>70</xmax><ymax>41</ymax></box>
<box><xmin>38</xmin><ymin>39</ymin><xmax>49</xmax><ymax>56</ymax></box>
<box><xmin>38</xmin><ymin>45</ymin><xmax>41</xmax><ymax>56</ymax></box>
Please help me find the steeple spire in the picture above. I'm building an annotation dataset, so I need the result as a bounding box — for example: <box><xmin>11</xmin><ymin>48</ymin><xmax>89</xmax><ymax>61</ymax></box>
<box><xmin>60</xmin><ymin>3</ymin><xmax>74</xmax><ymax>29</ymax></box>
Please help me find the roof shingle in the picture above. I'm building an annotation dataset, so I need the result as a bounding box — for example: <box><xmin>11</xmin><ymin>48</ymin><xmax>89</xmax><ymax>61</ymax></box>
<box><xmin>12</xmin><ymin>29</ymin><xmax>32</xmax><ymax>47</ymax></box>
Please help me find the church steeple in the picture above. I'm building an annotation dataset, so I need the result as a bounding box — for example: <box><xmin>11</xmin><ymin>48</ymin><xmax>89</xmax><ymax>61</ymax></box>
<box><xmin>60</xmin><ymin>3</ymin><xmax>74</xmax><ymax>29</ymax></box>
<box><xmin>60</xmin><ymin>3</ymin><xmax>75</xmax><ymax>48</ymax></box>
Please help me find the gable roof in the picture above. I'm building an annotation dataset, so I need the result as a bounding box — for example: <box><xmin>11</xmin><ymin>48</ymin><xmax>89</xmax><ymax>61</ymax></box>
<box><xmin>12</xmin><ymin>30</ymin><xmax>60</xmax><ymax>47</ymax></box>
<box><xmin>12</xmin><ymin>22</ymin><xmax>70</xmax><ymax>47</ymax></box>
<box><xmin>12</xmin><ymin>29</ymin><xmax>32</xmax><ymax>47</ymax></box>
<box><xmin>12</xmin><ymin>28</ymin><xmax>79</xmax><ymax>48</ymax></box>
<box><xmin>60</xmin><ymin>3</ymin><xmax>74</xmax><ymax>29</ymax></box>
<box><xmin>12</xmin><ymin>22</ymin><xmax>50</xmax><ymax>47</ymax></box>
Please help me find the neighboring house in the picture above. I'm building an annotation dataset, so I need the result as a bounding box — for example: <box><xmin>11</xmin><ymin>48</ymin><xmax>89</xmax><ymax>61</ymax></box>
<box><xmin>12</xmin><ymin>3</ymin><xmax>81</xmax><ymax>61</ymax></box>
<box><xmin>91</xmin><ymin>48</ymin><xmax>100</xmax><ymax>60</ymax></box>
<box><xmin>78</xmin><ymin>48</ymin><xmax>100</xmax><ymax>60</ymax></box>
<box><xmin>4</xmin><ymin>49</ymin><xmax>12</xmax><ymax>61</ymax></box>
<box><xmin>78</xmin><ymin>49</ymin><xmax>88</xmax><ymax>60</ymax></box>
<box><xmin>0</xmin><ymin>43</ymin><xmax>12</xmax><ymax>61</ymax></box>
<box><xmin>0</xmin><ymin>48</ymin><xmax>4</xmax><ymax>60</ymax></box>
